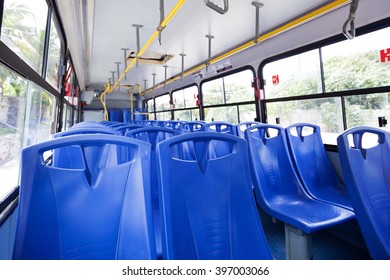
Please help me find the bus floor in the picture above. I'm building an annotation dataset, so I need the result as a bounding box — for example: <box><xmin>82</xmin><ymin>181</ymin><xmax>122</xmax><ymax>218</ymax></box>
<box><xmin>257</xmin><ymin>207</ymin><xmax>372</xmax><ymax>260</ymax></box>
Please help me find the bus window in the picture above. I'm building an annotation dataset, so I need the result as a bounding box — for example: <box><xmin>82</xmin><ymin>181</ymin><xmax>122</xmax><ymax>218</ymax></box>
<box><xmin>1</xmin><ymin>0</ymin><xmax>48</xmax><ymax>74</ymax></box>
<box><xmin>263</xmin><ymin>50</ymin><xmax>322</xmax><ymax>98</ymax></box>
<box><xmin>322</xmin><ymin>27</ymin><xmax>390</xmax><ymax>92</ymax></box>
<box><xmin>154</xmin><ymin>93</ymin><xmax>171</xmax><ymax>120</ymax></box>
<box><xmin>46</xmin><ymin>17</ymin><xmax>62</xmax><ymax>90</ymax></box>
<box><xmin>262</xmin><ymin>26</ymin><xmax>390</xmax><ymax>145</ymax></box>
<box><xmin>267</xmin><ymin>98</ymin><xmax>344</xmax><ymax>145</ymax></box>
<box><xmin>204</xmin><ymin>106</ymin><xmax>238</xmax><ymax>123</ymax></box>
<box><xmin>0</xmin><ymin>64</ymin><xmax>27</xmax><ymax>200</ymax></box>
<box><xmin>202</xmin><ymin>69</ymin><xmax>255</xmax><ymax>106</ymax></box>
<box><xmin>172</xmin><ymin>85</ymin><xmax>199</xmax><ymax>121</ymax></box>
<box><xmin>146</xmin><ymin>99</ymin><xmax>155</xmax><ymax>120</ymax></box>
<box><xmin>201</xmin><ymin>68</ymin><xmax>256</xmax><ymax>124</ymax></box>
<box><xmin>24</xmin><ymin>84</ymin><xmax>57</xmax><ymax>146</ymax></box>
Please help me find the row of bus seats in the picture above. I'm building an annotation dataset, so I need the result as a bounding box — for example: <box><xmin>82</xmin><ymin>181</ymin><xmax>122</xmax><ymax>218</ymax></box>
<box><xmin>12</xmin><ymin>120</ymin><xmax>389</xmax><ymax>259</ymax></box>
<box><xmin>109</xmin><ymin>108</ymin><xmax>148</xmax><ymax>123</ymax></box>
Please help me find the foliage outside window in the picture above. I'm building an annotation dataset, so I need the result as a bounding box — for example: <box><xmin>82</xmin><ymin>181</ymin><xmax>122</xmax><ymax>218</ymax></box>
<box><xmin>201</xmin><ymin>69</ymin><xmax>256</xmax><ymax>124</ymax></box>
<box><xmin>154</xmin><ymin>94</ymin><xmax>171</xmax><ymax>112</ymax></box>
<box><xmin>262</xmin><ymin>27</ymin><xmax>390</xmax><ymax>144</ymax></box>
<box><xmin>172</xmin><ymin>86</ymin><xmax>197</xmax><ymax>109</ymax></box>
<box><xmin>24</xmin><ymin>84</ymin><xmax>57</xmax><ymax>146</ymax></box>
<box><xmin>46</xmin><ymin>18</ymin><xmax>61</xmax><ymax>90</ymax></box>
<box><xmin>202</xmin><ymin>69</ymin><xmax>255</xmax><ymax>106</ymax></box>
<box><xmin>0</xmin><ymin>64</ymin><xmax>27</xmax><ymax>200</ymax></box>
<box><xmin>146</xmin><ymin>99</ymin><xmax>155</xmax><ymax>120</ymax></box>
<box><xmin>174</xmin><ymin>109</ymin><xmax>200</xmax><ymax>121</ymax></box>
<box><xmin>1</xmin><ymin>0</ymin><xmax>48</xmax><ymax>74</ymax></box>
<box><xmin>172</xmin><ymin>85</ymin><xmax>199</xmax><ymax>121</ymax></box>
<box><xmin>0</xmin><ymin>63</ymin><xmax>57</xmax><ymax>200</ymax></box>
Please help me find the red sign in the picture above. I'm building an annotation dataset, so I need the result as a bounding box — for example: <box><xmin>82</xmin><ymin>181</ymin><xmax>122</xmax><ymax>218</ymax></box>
<box><xmin>380</xmin><ymin>48</ymin><xmax>390</xmax><ymax>63</ymax></box>
<box><xmin>272</xmin><ymin>75</ymin><xmax>280</xmax><ymax>85</ymax></box>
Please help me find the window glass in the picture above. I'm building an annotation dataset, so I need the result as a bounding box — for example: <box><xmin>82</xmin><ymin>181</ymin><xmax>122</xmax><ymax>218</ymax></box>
<box><xmin>46</xmin><ymin>18</ymin><xmax>61</xmax><ymax>89</ymax></box>
<box><xmin>0</xmin><ymin>64</ymin><xmax>57</xmax><ymax>200</ymax></box>
<box><xmin>262</xmin><ymin>27</ymin><xmax>390</xmax><ymax>145</ymax></box>
<box><xmin>172</xmin><ymin>85</ymin><xmax>198</xmax><ymax>109</ymax></box>
<box><xmin>223</xmin><ymin>70</ymin><xmax>254</xmax><ymax>103</ymax></box>
<box><xmin>1</xmin><ymin>0</ymin><xmax>48</xmax><ymax>74</ymax></box>
<box><xmin>66</xmin><ymin>105</ymin><xmax>73</xmax><ymax>128</ymax></box>
<box><xmin>24</xmin><ymin>84</ymin><xmax>57</xmax><ymax>146</ymax></box>
<box><xmin>61</xmin><ymin>103</ymin><xmax>68</xmax><ymax>131</ymax></box>
<box><xmin>266</xmin><ymin>97</ymin><xmax>343</xmax><ymax>145</ymax></box>
<box><xmin>155</xmin><ymin>111</ymin><xmax>171</xmax><ymax>120</ymax></box>
<box><xmin>345</xmin><ymin>93</ymin><xmax>390</xmax><ymax>128</ymax></box>
<box><xmin>238</xmin><ymin>104</ymin><xmax>257</xmax><ymax>123</ymax></box>
<box><xmin>0</xmin><ymin>64</ymin><xmax>27</xmax><ymax>200</ymax></box>
<box><xmin>174</xmin><ymin>109</ymin><xmax>200</xmax><ymax>121</ymax></box>
<box><xmin>204</xmin><ymin>106</ymin><xmax>238</xmax><ymax>124</ymax></box>
<box><xmin>322</xmin><ymin>27</ymin><xmax>390</xmax><ymax>91</ymax></box>
<box><xmin>263</xmin><ymin>50</ymin><xmax>322</xmax><ymax>98</ymax></box>
<box><xmin>202</xmin><ymin>69</ymin><xmax>255</xmax><ymax>105</ymax></box>
<box><xmin>73</xmin><ymin>109</ymin><xmax>78</xmax><ymax>124</ymax></box>
<box><xmin>202</xmin><ymin>79</ymin><xmax>224</xmax><ymax>106</ymax></box>
<box><xmin>155</xmin><ymin>94</ymin><xmax>170</xmax><ymax>111</ymax></box>
<box><xmin>147</xmin><ymin>99</ymin><xmax>154</xmax><ymax>113</ymax></box>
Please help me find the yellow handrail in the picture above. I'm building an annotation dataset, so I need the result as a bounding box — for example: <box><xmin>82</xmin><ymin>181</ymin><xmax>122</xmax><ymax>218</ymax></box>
<box><xmin>100</xmin><ymin>0</ymin><xmax>186</xmax><ymax>111</ymax></box>
<box><xmin>143</xmin><ymin>0</ymin><xmax>350</xmax><ymax>95</ymax></box>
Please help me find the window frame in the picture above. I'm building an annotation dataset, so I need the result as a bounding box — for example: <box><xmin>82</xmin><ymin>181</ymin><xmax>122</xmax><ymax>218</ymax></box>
<box><xmin>200</xmin><ymin>66</ymin><xmax>258</xmax><ymax>124</ymax></box>
<box><xmin>259</xmin><ymin>18</ymin><xmax>390</xmax><ymax>146</ymax></box>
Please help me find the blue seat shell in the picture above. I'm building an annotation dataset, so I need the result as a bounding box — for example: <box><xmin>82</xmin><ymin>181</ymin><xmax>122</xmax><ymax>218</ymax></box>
<box><xmin>285</xmin><ymin>123</ymin><xmax>353</xmax><ymax>211</ymax></box>
<box><xmin>205</xmin><ymin>121</ymin><xmax>238</xmax><ymax>136</ymax></box>
<box><xmin>337</xmin><ymin>126</ymin><xmax>390</xmax><ymax>259</ymax></box>
<box><xmin>126</xmin><ymin>127</ymin><xmax>180</xmax><ymax>259</ymax></box>
<box><xmin>237</xmin><ymin>121</ymin><xmax>260</xmax><ymax>138</ymax></box>
<box><xmin>156</xmin><ymin>132</ymin><xmax>272</xmax><ymax>260</ymax></box>
<box><xmin>13</xmin><ymin>135</ymin><xmax>156</xmax><ymax>260</ymax></box>
<box><xmin>245</xmin><ymin>124</ymin><xmax>354</xmax><ymax>234</ymax></box>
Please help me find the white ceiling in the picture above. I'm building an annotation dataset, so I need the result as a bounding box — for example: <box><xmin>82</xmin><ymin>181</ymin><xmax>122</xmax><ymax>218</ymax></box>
<box><xmin>56</xmin><ymin>0</ymin><xmax>345</xmax><ymax>94</ymax></box>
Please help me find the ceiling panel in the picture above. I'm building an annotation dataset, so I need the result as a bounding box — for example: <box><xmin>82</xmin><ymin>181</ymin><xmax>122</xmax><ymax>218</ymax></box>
<box><xmin>57</xmin><ymin>0</ymin><xmax>346</xmax><ymax>93</ymax></box>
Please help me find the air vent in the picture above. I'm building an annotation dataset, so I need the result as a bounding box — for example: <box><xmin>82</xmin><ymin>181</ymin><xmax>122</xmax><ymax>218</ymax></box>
<box><xmin>127</xmin><ymin>51</ymin><xmax>174</xmax><ymax>65</ymax></box>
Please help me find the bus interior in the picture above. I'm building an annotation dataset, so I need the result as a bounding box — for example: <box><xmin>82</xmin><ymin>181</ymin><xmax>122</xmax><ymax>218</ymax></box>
<box><xmin>0</xmin><ymin>0</ymin><xmax>389</xmax><ymax>261</ymax></box>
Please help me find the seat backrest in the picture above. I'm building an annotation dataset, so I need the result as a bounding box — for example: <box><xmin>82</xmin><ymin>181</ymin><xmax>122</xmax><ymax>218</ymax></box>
<box><xmin>156</xmin><ymin>132</ymin><xmax>272</xmax><ymax>260</ymax></box>
<box><xmin>245</xmin><ymin>124</ymin><xmax>310</xmax><ymax>203</ymax></box>
<box><xmin>179</xmin><ymin>121</ymin><xmax>206</xmax><ymax>133</ymax></box>
<box><xmin>237</xmin><ymin>121</ymin><xmax>260</xmax><ymax>138</ymax></box>
<box><xmin>13</xmin><ymin>135</ymin><xmax>156</xmax><ymax>260</ymax></box>
<box><xmin>126</xmin><ymin>126</ymin><xmax>179</xmax><ymax>258</ymax></box>
<box><xmin>52</xmin><ymin>127</ymin><xmax>120</xmax><ymax>168</ymax></box>
<box><xmin>337</xmin><ymin>126</ymin><xmax>390</xmax><ymax>259</ymax></box>
<box><xmin>164</xmin><ymin>120</ymin><xmax>183</xmax><ymax>131</ymax></box>
<box><xmin>205</xmin><ymin>122</ymin><xmax>239</xmax><ymax>158</ymax></box>
<box><xmin>114</xmin><ymin>124</ymin><xmax>143</xmax><ymax>135</ymax></box>
<box><xmin>205</xmin><ymin>121</ymin><xmax>238</xmax><ymax>136</ymax></box>
<box><xmin>285</xmin><ymin>123</ymin><xmax>352</xmax><ymax>210</ymax></box>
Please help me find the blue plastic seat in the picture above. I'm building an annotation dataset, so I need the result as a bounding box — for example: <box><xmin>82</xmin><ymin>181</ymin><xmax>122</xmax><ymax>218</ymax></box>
<box><xmin>52</xmin><ymin>127</ymin><xmax>120</xmax><ymax>168</ymax></box>
<box><xmin>164</xmin><ymin>120</ymin><xmax>184</xmax><ymax>131</ymax></box>
<box><xmin>337</xmin><ymin>126</ymin><xmax>390</xmax><ymax>259</ymax></box>
<box><xmin>114</xmin><ymin>124</ymin><xmax>143</xmax><ymax>135</ymax></box>
<box><xmin>285</xmin><ymin>123</ymin><xmax>353</xmax><ymax>211</ymax></box>
<box><xmin>179</xmin><ymin>121</ymin><xmax>206</xmax><ymax>133</ymax></box>
<box><xmin>13</xmin><ymin>134</ymin><xmax>156</xmax><ymax>260</ymax></box>
<box><xmin>237</xmin><ymin>121</ymin><xmax>260</xmax><ymax>138</ymax></box>
<box><xmin>156</xmin><ymin>132</ymin><xmax>272</xmax><ymax>260</ymax></box>
<box><xmin>245</xmin><ymin>124</ymin><xmax>354</xmax><ymax>259</ymax></box>
<box><xmin>205</xmin><ymin>122</ymin><xmax>238</xmax><ymax>158</ymax></box>
<box><xmin>205</xmin><ymin>121</ymin><xmax>238</xmax><ymax>136</ymax></box>
<box><xmin>126</xmin><ymin>127</ymin><xmax>180</xmax><ymax>259</ymax></box>
<box><xmin>55</xmin><ymin>127</ymin><xmax>120</xmax><ymax>137</ymax></box>
<box><xmin>109</xmin><ymin>108</ymin><xmax>123</xmax><ymax>122</ymax></box>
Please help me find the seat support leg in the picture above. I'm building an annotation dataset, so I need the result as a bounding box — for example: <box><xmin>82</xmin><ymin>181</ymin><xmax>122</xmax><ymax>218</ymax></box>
<box><xmin>284</xmin><ymin>224</ymin><xmax>313</xmax><ymax>260</ymax></box>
